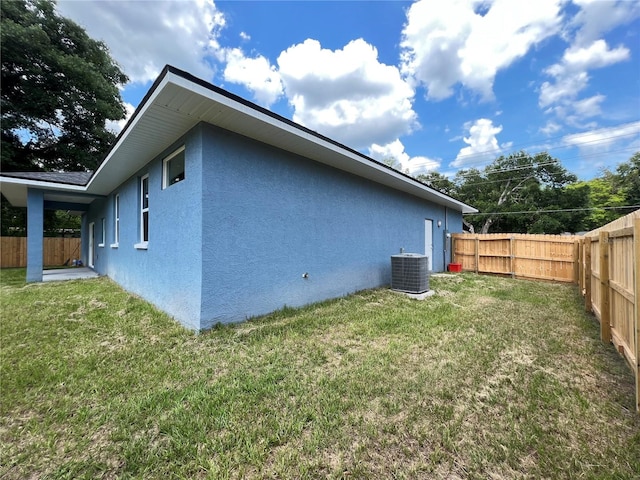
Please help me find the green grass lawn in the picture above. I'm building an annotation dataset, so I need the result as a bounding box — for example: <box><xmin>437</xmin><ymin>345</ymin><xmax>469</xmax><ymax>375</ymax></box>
<box><xmin>1</xmin><ymin>269</ymin><xmax>639</xmax><ymax>479</ymax></box>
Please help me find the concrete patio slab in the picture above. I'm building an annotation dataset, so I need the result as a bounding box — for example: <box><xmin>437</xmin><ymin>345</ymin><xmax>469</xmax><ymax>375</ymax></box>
<box><xmin>42</xmin><ymin>267</ymin><xmax>99</xmax><ymax>282</ymax></box>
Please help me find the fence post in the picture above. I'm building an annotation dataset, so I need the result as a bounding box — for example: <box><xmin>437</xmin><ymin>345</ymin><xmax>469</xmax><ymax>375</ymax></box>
<box><xmin>599</xmin><ymin>231</ymin><xmax>611</xmax><ymax>344</ymax></box>
<box><xmin>585</xmin><ymin>237</ymin><xmax>592</xmax><ymax>312</ymax></box>
<box><xmin>451</xmin><ymin>235</ymin><xmax>457</xmax><ymax>265</ymax></box>
<box><xmin>474</xmin><ymin>237</ymin><xmax>479</xmax><ymax>274</ymax></box>
<box><xmin>634</xmin><ymin>218</ymin><xmax>640</xmax><ymax>413</ymax></box>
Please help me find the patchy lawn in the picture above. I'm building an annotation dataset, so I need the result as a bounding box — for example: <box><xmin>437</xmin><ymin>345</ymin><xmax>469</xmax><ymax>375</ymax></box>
<box><xmin>1</xmin><ymin>268</ymin><xmax>639</xmax><ymax>479</ymax></box>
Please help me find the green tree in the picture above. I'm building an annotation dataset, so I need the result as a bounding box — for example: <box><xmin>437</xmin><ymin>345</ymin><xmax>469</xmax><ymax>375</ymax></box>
<box><xmin>576</xmin><ymin>177</ymin><xmax>625</xmax><ymax>230</ymax></box>
<box><xmin>577</xmin><ymin>152</ymin><xmax>640</xmax><ymax>230</ymax></box>
<box><xmin>415</xmin><ymin>171</ymin><xmax>456</xmax><ymax>196</ymax></box>
<box><xmin>1</xmin><ymin>0</ymin><xmax>127</xmax><ymax>237</ymax></box>
<box><xmin>454</xmin><ymin>152</ymin><xmax>588</xmax><ymax>234</ymax></box>
<box><xmin>1</xmin><ymin>0</ymin><xmax>128</xmax><ymax>172</ymax></box>
<box><xmin>615</xmin><ymin>151</ymin><xmax>640</xmax><ymax>207</ymax></box>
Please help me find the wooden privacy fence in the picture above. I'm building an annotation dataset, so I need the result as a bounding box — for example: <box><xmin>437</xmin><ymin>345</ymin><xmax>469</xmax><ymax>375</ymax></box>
<box><xmin>0</xmin><ymin>237</ymin><xmax>81</xmax><ymax>268</ymax></box>
<box><xmin>577</xmin><ymin>211</ymin><xmax>640</xmax><ymax>414</ymax></box>
<box><xmin>452</xmin><ymin>233</ymin><xmax>577</xmax><ymax>282</ymax></box>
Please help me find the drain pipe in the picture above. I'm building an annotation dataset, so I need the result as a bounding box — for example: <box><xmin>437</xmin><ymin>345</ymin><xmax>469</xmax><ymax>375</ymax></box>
<box><xmin>444</xmin><ymin>207</ymin><xmax>448</xmax><ymax>267</ymax></box>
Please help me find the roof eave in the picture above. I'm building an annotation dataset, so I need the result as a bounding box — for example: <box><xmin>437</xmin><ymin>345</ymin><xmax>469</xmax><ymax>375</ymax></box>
<box><xmin>0</xmin><ymin>176</ymin><xmax>89</xmax><ymax>208</ymax></box>
<box><xmin>2</xmin><ymin>65</ymin><xmax>477</xmax><ymax>215</ymax></box>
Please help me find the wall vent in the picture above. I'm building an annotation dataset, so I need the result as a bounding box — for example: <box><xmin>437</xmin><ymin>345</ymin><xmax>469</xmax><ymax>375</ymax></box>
<box><xmin>391</xmin><ymin>254</ymin><xmax>429</xmax><ymax>293</ymax></box>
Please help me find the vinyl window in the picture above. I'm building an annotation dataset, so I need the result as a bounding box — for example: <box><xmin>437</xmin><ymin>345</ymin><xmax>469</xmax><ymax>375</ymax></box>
<box><xmin>135</xmin><ymin>175</ymin><xmax>149</xmax><ymax>249</ymax></box>
<box><xmin>162</xmin><ymin>146</ymin><xmax>185</xmax><ymax>189</ymax></box>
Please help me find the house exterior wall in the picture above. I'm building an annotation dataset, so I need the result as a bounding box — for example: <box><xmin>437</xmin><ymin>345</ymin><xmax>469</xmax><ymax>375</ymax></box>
<box><xmin>199</xmin><ymin>123</ymin><xmax>461</xmax><ymax>328</ymax></box>
<box><xmin>82</xmin><ymin>129</ymin><xmax>204</xmax><ymax>330</ymax></box>
<box><xmin>80</xmin><ymin>122</ymin><xmax>464</xmax><ymax>331</ymax></box>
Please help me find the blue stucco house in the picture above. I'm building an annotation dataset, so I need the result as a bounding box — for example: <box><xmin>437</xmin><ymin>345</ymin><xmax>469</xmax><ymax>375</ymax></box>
<box><xmin>0</xmin><ymin>66</ymin><xmax>476</xmax><ymax>330</ymax></box>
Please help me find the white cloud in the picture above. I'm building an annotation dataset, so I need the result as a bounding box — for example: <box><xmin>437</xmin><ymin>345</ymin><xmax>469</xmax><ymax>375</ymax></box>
<box><xmin>538</xmin><ymin>0</ymin><xmax>637</xmax><ymax>126</ymax></box>
<box><xmin>562</xmin><ymin>121</ymin><xmax>640</xmax><ymax>150</ymax></box>
<box><xmin>369</xmin><ymin>139</ymin><xmax>440</xmax><ymax>175</ymax></box>
<box><xmin>452</xmin><ymin>119</ymin><xmax>510</xmax><ymax>168</ymax></box>
<box><xmin>539</xmin><ymin>40</ymin><xmax>630</xmax><ymax>122</ymax></box>
<box><xmin>223</xmin><ymin>49</ymin><xmax>283</xmax><ymax>106</ymax></box>
<box><xmin>56</xmin><ymin>0</ymin><xmax>226</xmax><ymax>84</ymax></box>
<box><xmin>105</xmin><ymin>102</ymin><xmax>136</xmax><ymax>134</ymax></box>
<box><xmin>239</xmin><ymin>31</ymin><xmax>251</xmax><ymax>41</ymax></box>
<box><xmin>400</xmin><ymin>0</ymin><xmax>563</xmax><ymax>101</ymax></box>
<box><xmin>561</xmin><ymin>39</ymin><xmax>630</xmax><ymax>71</ymax></box>
<box><xmin>570</xmin><ymin>0</ymin><xmax>640</xmax><ymax>46</ymax></box>
<box><xmin>539</xmin><ymin>71</ymin><xmax>589</xmax><ymax>108</ymax></box>
<box><xmin>277</xmin><ymin>38</ymin><xmax>417</xmax><ymax>149</ymax></box>
<box><xmin>540</xmin><ymin>121</ymin><xmax>562</xmax><ymax>136</ymax></box>
<box><xmin>572</xmin><ymin>94</ymin><xmax>605</xmax><ymax>118</ymax></box>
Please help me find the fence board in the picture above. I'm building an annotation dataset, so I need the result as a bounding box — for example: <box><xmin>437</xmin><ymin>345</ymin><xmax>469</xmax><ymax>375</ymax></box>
<box><xmin>1</xmin><ymin>237</ymin><xmax>81</xmax><ymax>268</ymax></box>
<box><xmin>452</xmin><ymin>233</ymin><xmax>577</xmax><ymax>282</ymax></box>
<box><xmin>634</xmin><ymin>218</ymin><xmax>640</xmax><ymax>414</ymax></box>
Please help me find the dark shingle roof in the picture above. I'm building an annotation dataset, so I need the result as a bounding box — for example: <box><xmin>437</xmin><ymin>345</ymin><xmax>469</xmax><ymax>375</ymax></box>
<box><xmin>0</xmin><ymin>171</ymin><xmax>92</xmax><ymax>186</ymax></box>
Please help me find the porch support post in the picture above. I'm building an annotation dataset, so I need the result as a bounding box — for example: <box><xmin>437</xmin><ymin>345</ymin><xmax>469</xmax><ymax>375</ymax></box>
<box><xmin>26</xmin><ymin>188</ymin><xmax>44</xmax><ymax>282</ymax></box>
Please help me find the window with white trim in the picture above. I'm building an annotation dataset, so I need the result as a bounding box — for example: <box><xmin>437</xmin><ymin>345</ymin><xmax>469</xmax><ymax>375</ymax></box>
<box><xmin>140</xmin><ymin>174</ymin><xmax>149</xmax><ymax>244</ymax></box>
<box><xmin>111</xmin><ymin>194</ymin><xmax>120</xmax><ymax>247</ymax></box>
<box><xmin>162</xmin><ymin>146</ymin><xmax>185</xmax><ymax>189</ymax></box>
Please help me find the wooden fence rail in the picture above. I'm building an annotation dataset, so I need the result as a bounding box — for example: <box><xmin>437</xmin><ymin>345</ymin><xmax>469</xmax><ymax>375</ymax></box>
<box><xmin>453</xmin><ymin>209</ymin><xmax>640</xmax><ymax>413</ymax></box>
<box><xmin>0</xmin><ymin>237</ymin><xmax>81</xmax><ymax>268</ymax></box>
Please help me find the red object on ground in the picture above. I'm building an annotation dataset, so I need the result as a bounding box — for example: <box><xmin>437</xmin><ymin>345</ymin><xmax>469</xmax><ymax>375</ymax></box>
<box><xmin>448</xmin><ymin>263</ymin><xmax>462</xmax><ymax>272</ymax></box>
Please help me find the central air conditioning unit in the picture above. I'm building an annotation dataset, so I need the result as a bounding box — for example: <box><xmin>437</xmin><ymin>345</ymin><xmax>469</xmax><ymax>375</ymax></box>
<box><xmin>391</xmin><ymin>253</ymin><xmax>430</xmax><ymax>293</ymax></box>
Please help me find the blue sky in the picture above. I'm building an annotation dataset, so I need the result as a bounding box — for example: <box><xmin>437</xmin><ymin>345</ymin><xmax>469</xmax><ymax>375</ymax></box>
<box><xmin>57</xmin><ymin>0</ymin><xmax>640</xmax><ymax>180</ymax></box>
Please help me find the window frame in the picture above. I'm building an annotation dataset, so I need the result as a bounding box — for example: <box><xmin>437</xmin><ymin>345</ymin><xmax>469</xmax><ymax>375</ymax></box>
<box><xmin>110</xmin><ymin>194</ymin><xmax>120</xmax><ymax>248</ymax></box>
<box><xmin>135</xmin><ymin>175</ymin><xmax>149</xmax><ymax>249</ymax></box>
<box><xmin>162</xmin><ymin>146</ymin><xmax>186</xmax><ymax>189</ymax></box>
<box><xmin>99</xmin><ymin>217</ymin><xmax>106</xmax><ymax>247</ymax></box>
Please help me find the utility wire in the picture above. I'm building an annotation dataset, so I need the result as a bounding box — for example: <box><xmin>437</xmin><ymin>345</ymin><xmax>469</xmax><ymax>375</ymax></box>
<box><xmin>412</xmin><ymin>146</ymin><xmax>637</xmax><ymax>183</ymax></box>
<box><xmin>446</xmin><ymin>124</ymin><xmax>640</xmax><ymax>167</ymax></box>
<box><xmin>464</xmin><ymin>205</ymin><xmax>640</xmax><ymax>216</ymax></box>
<box><xmin>403</xmin><ymin>121</ymin><xmax>640</xmax><ymax>171</ymax></box>
<box><xmin>408</xmin><ymin>141</ymin><xmax>638</xmax><ymax>170</ymax></box>
<box><xmin>450</xmin><ymin>160</ymin><xmax>560</xmax><ymax>179</ymax></box>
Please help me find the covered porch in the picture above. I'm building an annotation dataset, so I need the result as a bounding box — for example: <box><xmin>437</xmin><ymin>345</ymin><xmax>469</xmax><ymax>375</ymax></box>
<box><xmin>0</xmin><ymin>172</ymin><xmax>102</xmax><ymax>282</ymax></box>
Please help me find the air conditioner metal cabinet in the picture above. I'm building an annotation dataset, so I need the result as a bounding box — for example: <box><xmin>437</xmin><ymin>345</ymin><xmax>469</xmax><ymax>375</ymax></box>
<box><xmin>391</xmin><ymin>254</ymin><xmax>430</xmax><ymax>293</ymax></box>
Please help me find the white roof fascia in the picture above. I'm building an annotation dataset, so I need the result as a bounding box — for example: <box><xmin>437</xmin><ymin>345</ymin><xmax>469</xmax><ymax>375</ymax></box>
<box><xmin>12</xmin><ymin>68</ymin><xmax>475</xmax><ymax>215</ymax></box>
<box><xmin>85</xmin><ymin>74</ymin><xmax>175</xmax><ymax>190</ymax></box>
<box><xmin>166</xmin><ymin>73</ymin><xmax>477</xmax><ymax>214</ymax></box>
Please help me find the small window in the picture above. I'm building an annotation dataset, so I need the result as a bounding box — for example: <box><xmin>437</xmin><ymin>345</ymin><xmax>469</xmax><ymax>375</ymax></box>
<box><xmin>140</xmin><ymin>174</ymin><xmax>149</xmax><ymax>244</ymax></box>
<box><xmin>163</xmin><ymin>146</ymin><xmax>185</xmax><ymax>188</ymax></box>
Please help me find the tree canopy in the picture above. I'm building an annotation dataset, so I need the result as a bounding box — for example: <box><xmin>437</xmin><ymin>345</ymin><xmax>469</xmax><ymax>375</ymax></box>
<box><xmin>1</xmin><ymin>0</ymin><xmax>128</xmax><ymax>173</ymax></box>
<box><xmin>415</xmin><ymin>151</ymin><xmax>638</xmax><ymax>234</ymax></box>
<box><xmin>576</xmin><ymin>152</ymin><xmax>640</xmax><ymax>230</ymax></box>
